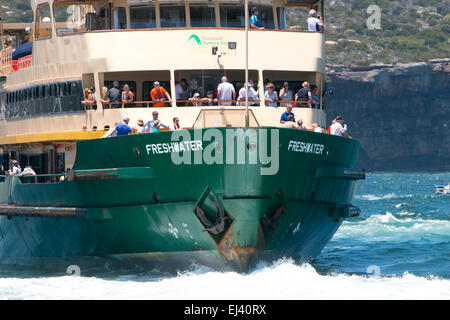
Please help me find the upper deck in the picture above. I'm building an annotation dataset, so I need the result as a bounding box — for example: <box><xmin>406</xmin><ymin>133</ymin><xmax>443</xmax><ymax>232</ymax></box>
<box><xmin>5</xmin><ymin>0</ymin><xmax>325</xmax><ymax>88</ymax></box>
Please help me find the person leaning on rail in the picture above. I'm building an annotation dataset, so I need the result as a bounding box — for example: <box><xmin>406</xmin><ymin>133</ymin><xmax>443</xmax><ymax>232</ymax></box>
<box><xmin>250</xmin><ymin>7</ymin><xmax>265</xmax><ymax>30</ymax></box>
<box><xmin>103</xmin><ymin>117</ymin><xmax>132</xmax><ymax>138</ymax></box>
<box><xmin>144</xmin><ymin>110</ymin><xmax>169</xmax><ymax>133</ymax></box>
<box><xmin>330</xmin><ymin>116</ymin><xmax>352</xmax><ymax>139</ymax></box>
<box><xmin>295</xmin><ymin>81</ymin><xmax>312</xmax><ymax>108</ymax></box>
<box><xmin>106</xmin><ymin>81</ymin><xmax>122</xmax><ymax>108</ymax></box>
<box><xmin>151</xmin><ymin>81</ymin><xmax>172</xmax><ymax>107</ymax></box>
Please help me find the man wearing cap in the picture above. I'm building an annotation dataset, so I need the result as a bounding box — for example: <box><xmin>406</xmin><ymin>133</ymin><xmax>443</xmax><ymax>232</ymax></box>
<box><xmin>330</xmin><ymin>116</ymin><xmax>352</xmax><ymax>138</ymax></box>
<box><xmin>279</xmin><ymin>82</ymin><xmax>293</xmax><ymax>108</ymax></box>
<box><xmin>280</xmin><ymin>106</ymin><xmax>299</xmax><ymax>129</ymax></box>
<box><xmin>104</xmin><ymin>117</ymin><xmax>132</xmax><ymax>137</ymax></box>
<box><xmin>237</xmin><ymin>82</ymin><xmax>258</xmax><ymax>106</ymax></box>
<box><xmin>144</xmin><ymin>111</ymin><xmax>169</xmax><ymax>133</ymax></box>
<box><xmin>204</xmin><ymin>91</ymin><xmax>218</xmax><ymax>106</ymax></box>
<box><xmin>136</xmin><ymin>119</ymin><xmax>146</xmax><ymax>134</ymax></box>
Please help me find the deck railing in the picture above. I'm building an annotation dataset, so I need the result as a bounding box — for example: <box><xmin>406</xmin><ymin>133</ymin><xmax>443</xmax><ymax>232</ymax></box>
<box><xmin>95</xmin><ymin>100</ymin><xmax>322</xmax><ymax>109</ymax></box>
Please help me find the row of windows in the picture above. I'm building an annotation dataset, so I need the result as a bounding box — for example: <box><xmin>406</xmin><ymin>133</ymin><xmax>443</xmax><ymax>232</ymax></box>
<box><xmin>113</xmin><ymin>4</ymin><xmax>277</xmax><ymax>29</ymax></box>
<box><xmin>6</xmin><ymin>81</ymin><xmax>81</xmax><ymax>104</ymax></box>
<box><xmin>37</xmin><ymin>2</ymin><xmax>288</xmax><ymax>39</ymax></box>
<box><xmin>3</xmin><ymin>81</ymin><xmax>84</xmax><ymax>120</ymax></box>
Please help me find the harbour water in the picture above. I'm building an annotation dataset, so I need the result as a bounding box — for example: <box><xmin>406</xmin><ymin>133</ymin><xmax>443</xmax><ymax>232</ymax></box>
<box><xmin>0</xmin><ymin>173</ymin><xmax>448</xmax><ymax>300</ymax></box>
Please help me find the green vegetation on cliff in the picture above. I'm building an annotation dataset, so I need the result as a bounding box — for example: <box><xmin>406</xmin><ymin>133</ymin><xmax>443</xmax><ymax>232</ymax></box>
<box><xmin>0</xmin><ymin>0</ymin><xmax>448</xmax><ymax>65</ymax></box>
<box><xmin>288</xmin><ymin>0</ymin><xmax>449</xmax><ymax>65</ymax></box>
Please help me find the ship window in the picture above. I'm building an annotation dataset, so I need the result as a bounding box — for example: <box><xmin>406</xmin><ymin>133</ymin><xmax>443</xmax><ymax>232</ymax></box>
<box><xmin>190</xmin><ymin>4</ymin><xmax>216</xmax><ymax>28</ymax></box>
<box><xmin>104</xmin><ymin>81</ymin><xmax>137</xmax><ymax>94</ymax></box>
<box><xmin>253</xmin><ymin>6</ymin><xmax>274</xmax><ymax>30</ymax></box>
<box><xmin>276</xmin><ymin>7</ymin><xmax>287</xmax><ymax>30</ymax></box>
<box><xmin>130</xmin><ymin>5</ymin><xmax>156</xmax><ymax>29</ymax></box>
<box><xmin>142</xmin><ymin>81</ymin><xmax>171</xmax><ymax>102</ymax></box>
<box><xmin>42</xmin><ymin>85</ymin><xmax>48</xmax><ymax>99</ymax></box>
<box><xmin>160</xmin><ymin>4</ymin><xmax>186</xmax><ymax>28</ymax></box>
<box><xmin>220</xmin><ymin>4</ymin><xmax>245</xmax><ymax>28</ymax></box>
<box><xmin>60</xmin><ymin>83</ymin><xmax>68</xmax><ymax>96</ymax></box>
<box><xmin>174</xmin><ymin>69</ymin><xmax>259</xmax><ymax>106</ymax></box>
<box><xmin>50</xmin><ymin>84</ymin><xmax>57</xmax><ymax>97</ymax></box>
<box><xmin>36</xmin><ymin>3</ymin><xmax>52</xmax><ymax>39</ymax></box>
<box><xmin>114</xmin><ymin>7</ymin><xmax>127</xmax><ymax>29</ymax></box>
<box><xmin>53</xmin><ymin>3</ymin><xmax>97</xmax><ymax>36</ymax></box>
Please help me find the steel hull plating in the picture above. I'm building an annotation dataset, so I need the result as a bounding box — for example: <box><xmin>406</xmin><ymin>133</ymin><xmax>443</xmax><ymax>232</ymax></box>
<box><xmin>0</xmin><ymin>127</ymin><xmax>363</xmax><ymax>272</ymax></box>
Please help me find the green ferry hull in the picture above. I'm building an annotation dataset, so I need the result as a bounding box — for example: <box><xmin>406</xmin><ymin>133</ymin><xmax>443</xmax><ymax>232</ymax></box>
<box><xmin>0</xmin><ymin>127</ymin><xmax>364</xmax><ymax>272</ymax></box>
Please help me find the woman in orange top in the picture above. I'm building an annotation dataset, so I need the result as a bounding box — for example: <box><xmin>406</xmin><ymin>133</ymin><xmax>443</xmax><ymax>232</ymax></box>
<box><xmin>150</xmin><ymin>81</ymin><xmax>172</xmax><ymax>107</ymax></box>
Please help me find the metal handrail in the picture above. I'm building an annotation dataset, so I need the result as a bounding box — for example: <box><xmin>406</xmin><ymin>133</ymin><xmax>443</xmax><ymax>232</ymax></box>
<box><xmin>98</xmin><ymin>99</ymin><xmax>322</xmax><ymax>108</ymax></box>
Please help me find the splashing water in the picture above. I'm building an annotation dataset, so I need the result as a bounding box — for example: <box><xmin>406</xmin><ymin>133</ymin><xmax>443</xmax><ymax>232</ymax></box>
<box><xmin>0</xmin><ymin>173</ymin><xmax>449</xmax><ymax>299</ymax></box>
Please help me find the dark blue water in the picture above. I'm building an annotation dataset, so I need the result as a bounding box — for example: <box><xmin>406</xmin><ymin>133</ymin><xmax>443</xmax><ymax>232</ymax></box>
<box><xmin>0</xmin><ymin>173</ymin><xmax>448</xmax><ymax>299</ymax></box>
<box><xmin>317</xmin><ymin>173</ymin><xmax>450</xmax><ymax>279</ymax></box>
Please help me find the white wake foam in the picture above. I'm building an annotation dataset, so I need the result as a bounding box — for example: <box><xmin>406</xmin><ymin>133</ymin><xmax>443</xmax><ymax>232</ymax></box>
<box><xmin>0</xmin><ymin>260</ymin><xmax>448</xmax><ymax>300</ymax></box>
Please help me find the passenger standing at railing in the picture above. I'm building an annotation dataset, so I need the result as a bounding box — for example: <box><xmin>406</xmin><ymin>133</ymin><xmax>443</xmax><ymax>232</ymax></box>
<box><xmin>249</xmin><ymin>80</ymin><xmax>259</xmax><ymax>106</ymax></box>
<box><xmin>237</xmin><ymin>82</ymin><xmax>258</xmax><ymax>106</ymax></box>
<box><xmin>307</xmin><ymin>9</ymin><xmax>324</xmax><ymax>32</ymax></box>
<box><xmin>250</xmin><ymin>7</ymin><xmax>264</xmax><ymax>30</ymax></box>
<box><xmin>330</xmin><ymin>116</ymin><xmax>352</xmax><ymax>139</ymax></box>
<box><xmin>103</xmin><ymin>117</ymin><xmax>132</xmax><ymax>137</ymax></box>
<box><xmin>280</xmin><ymin>106</ymin><xmax>297</xmax><ymax>129</ymax></box>
<box><xmin>279</xmin><ymin>82</ymin><xmax>293</xmax><ymax>108</ymax></box>
<box><xmin>175</xmin><ymin>79</ymin><xmax>190</xmax><ymax>106</ymax></box>
<box><xmin>151</xmin><ymin>81</ymin><xmax>172</xmax><ymax>107</ymax></box>
<box><xmin>311</xmin><ymin>85</ymin><xmax>320</xmax><ymax>109</ymax></box>
<box><xmin>10</xmin><ymin>160</ymin><xmax>22</xmax><ymax>176</ymax></box>
<box><xmin>82</xmin><ymin>88</ymin><xmax>96</xmax><ymax>109</ymax></box>
<box><xmin>99</xmin><ymin>86</ymin><xmax>110</xmax><ymax>108</ymax></box>
<box><xmin>205</xmin><ymin>91</ymin><xmax>218</xmax><ymax>106</ymax></box>
<box><xmin>121</xmin><ymin>84</ymin><xmax>134</xmax><ymax>104</ymax></box>
<box><xmin>144</xmin><ymin>111</ymin><xmax>169</xmax><ymax>133</ymax></box>
<box><xmin>264</xmin><ymin>83</ymin><xmax>278</xmax><ymax>107</ymax></box>
<box><xmin>136</xmin><ymin>119</ymin><xmax>146</xmax><ymax>134</ymax></box>
<box><xmin>107</xmin><ymin>81</ymin><xmax>122</xmax><ymax>108</ymax></box>
<box><xmin>170</xmin><ymin>117</ymin><xmax>182</xmax><ymax>131</ymax></box>
<box><xmin>217</xmin><ymin>76</ymin><xmax>236</xmax><ymax>106</ymax></box>
<box><xmin>295</xmin><ymin>81</ymin><xmax>312</xmax><ymax>108</ymax></box>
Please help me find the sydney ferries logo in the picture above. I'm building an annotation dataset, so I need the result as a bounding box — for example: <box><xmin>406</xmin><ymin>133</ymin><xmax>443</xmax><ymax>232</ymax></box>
<box><xmin>187</xmin><ymin>34</ymin><xmax>202</xmax><ymax>46</ymax></box>
<box><xmin>187</xmin><ymin>34</ymin><xmax>229</xmax><ymax>46</ymax></box>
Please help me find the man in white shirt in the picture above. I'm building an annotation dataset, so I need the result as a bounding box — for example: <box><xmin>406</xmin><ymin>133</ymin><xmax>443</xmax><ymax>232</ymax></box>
<box><xmin>237</xmin><ymin>82</ymin><xmax>258</xmax><ymax>105</ymax></box>
<box><xmin>307</xmin><ymin>9</ymin><xmax>324</xmax><ymax>32</ymax></box>
<box><xmin>330</xmin><ymin>116</ymin><xmax>352</xmax><ymax>138</ymax></box>
<box><xmin>11</xmin><ymin>160</ymin><xmax>22</xmax><ymax>175</ymax></box>
<box><xmin>217</xmin><ymin>76</ymin><xmax>236</xmax><ymax>106</ymax></box>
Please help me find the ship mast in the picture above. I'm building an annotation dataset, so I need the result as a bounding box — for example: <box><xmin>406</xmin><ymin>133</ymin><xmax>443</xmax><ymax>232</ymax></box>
<box><xmin>244</xmin><ymin>0</ymin><xmax>249</xmax><ymax>127</ymax></box>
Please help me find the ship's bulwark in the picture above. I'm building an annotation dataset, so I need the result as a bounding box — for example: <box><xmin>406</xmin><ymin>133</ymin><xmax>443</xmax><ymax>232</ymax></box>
<box><xmin>0</xmin><ymin>127</ymin><xmax>363</xmax><ymax>272</ymax></box>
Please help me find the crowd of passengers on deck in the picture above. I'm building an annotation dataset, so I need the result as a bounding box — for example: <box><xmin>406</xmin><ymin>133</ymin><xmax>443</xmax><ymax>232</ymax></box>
<box><xmin>101</xmin><ymin>108</ymin><xmax>350</xmax><ymax>139</ymax></box>
<box><xmin>83</xmin><ymin>78</ymin><xmax>327</xmax><ymax>110</ymax></box>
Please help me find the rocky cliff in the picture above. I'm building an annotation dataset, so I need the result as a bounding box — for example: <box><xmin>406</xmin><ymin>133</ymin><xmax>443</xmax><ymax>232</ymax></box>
<box><xmin>325</xmin><ymin>59</ymin><xmax>450</xmax><ymax>172</ymax></box>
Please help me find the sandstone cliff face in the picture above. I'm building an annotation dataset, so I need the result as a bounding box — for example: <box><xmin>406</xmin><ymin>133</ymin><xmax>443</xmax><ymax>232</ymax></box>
<box><xmin>325</xmin><ymin>60</ymin><xmax>450</xmax><ymax>171</ymax></box>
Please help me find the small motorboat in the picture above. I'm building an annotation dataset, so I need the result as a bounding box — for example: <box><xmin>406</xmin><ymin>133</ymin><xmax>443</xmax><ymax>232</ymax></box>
<box><xmin>435</xmin><ymin>183</ymin><xmax>450</xmax><ymax>195</ymax></box>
